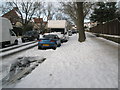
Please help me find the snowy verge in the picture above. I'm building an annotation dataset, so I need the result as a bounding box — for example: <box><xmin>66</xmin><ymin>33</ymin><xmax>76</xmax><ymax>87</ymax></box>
<box><xmin>0</xmin><ymin>42</ymin><xmax>38</xmax><ymax>58</ymax></box>
<box><xmin>0</xmin><ymin>41</ymin><xmax>36</xmax><ymax>52</ymax></box>
<box><xmin>91</xmin><ymin>32</ymin><xmax>120</xmax><ymax>44</ymax></box>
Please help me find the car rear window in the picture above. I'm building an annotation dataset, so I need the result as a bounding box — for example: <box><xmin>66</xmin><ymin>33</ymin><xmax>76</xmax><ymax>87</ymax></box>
<box><xmin>43</xmin><ymin>35</ymin><xmax>57</xmax><ymax>39</ymax></box>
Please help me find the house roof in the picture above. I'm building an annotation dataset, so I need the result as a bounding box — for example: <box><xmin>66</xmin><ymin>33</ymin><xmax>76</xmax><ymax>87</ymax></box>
<box><xmin>2</xmin><ymin>8</ymin><xmax>19</xmax><ymax>18</ymax></box>
<box><xmin>2</xmin><ymin>8</ymin><xmax>20</xmax><ymax>25</ymax></box>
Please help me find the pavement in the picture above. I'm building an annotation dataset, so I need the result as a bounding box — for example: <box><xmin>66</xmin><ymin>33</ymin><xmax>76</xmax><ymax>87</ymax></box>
<box><xmin>3</xmin><ymin>32</ymin><xmax>119</xmax><ymax>88</ymax></box>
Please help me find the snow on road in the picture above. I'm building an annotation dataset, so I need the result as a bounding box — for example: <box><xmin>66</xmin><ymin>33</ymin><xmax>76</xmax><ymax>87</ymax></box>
<box><xmin>0</xmin><ymin>43</ymin><xmax>55</xmax><ymax>81</ymax></box>
<box><xmin>5</xmin><ymin>32</ymin><xmax>119</xmax><ymax>88</ymax></box>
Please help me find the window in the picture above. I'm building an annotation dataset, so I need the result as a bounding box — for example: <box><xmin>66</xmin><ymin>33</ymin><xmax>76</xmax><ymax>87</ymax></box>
<box><xmin>10</xmin><ymin>29</ymin><xmax>16</xmax><ymax>36</ymax></box>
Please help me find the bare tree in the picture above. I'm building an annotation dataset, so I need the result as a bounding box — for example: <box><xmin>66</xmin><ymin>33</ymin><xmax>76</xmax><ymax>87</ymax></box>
<box><xmin>4</xmin><ymin>1</ymin><xmax>41</xmax><ymax>32</ymax></box>
<box><xmin>34</xmin><ymin>2</ymin><xmax>44</xmax><ymax>33</ymax></box>
<box><xmin>54</xmin><ymin>12</ymin><xmax>63</xmax><ymax>20</ymax></box>
<box><xmin>42</xmin><ymin>2</ymin><xmax>57</xmax><ymax>21</ymax></box>
<box><xmin>60</xmin><ymin>2</ymin><xmax>93</xmax><ymax>42</ymax></box>
<box><xmin>60</xmin><ymin>2</ymin><xmax>92</xmax><ymax>25</ymax></box>
<box><xmin>118</xmin><ymin>1</ymin><xmax>120</xmax><ymax>16</ymax></box>
<box><xmin>40</xmin><ymin>2</ymin><xmax>56</xmax><ymax>34</ymax></box>
<box><xmin>0</xmin><ymin>2</ymin><xmax>13</xmax><ymax>14</ymax></box>
<box><xmin>60</xmin><ymin>2</ymin><xmax>77</xmax><ymax>25</ymax></box>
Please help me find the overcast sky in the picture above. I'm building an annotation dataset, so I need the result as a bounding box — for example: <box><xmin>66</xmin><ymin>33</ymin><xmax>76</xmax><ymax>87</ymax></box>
<box><xmin>0</xmin><ymin>1</ymin><xmax>119</xmax><ymax>23</ymax></box>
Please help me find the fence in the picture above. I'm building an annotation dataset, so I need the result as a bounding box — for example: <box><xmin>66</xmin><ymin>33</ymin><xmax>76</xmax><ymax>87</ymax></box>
<box><xmin>90</xmin><ymin>19</ymin><xmax>120</xmax><ymax>36</ymax></box>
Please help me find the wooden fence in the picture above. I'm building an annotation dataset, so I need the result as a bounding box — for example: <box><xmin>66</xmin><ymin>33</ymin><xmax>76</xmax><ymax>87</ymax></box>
<box><xmin>90</xmin><ymin>19</ymin><xmax>120</xmax><ymax>36</ymax></box>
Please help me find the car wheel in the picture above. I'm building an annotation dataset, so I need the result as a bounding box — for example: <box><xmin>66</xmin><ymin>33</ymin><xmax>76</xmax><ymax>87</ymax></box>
<box><xmin>22</xmin><ymin>39</ymin><xmax>25</xmax><ymax>43</ymax></box>
<box><xmin>61</xmin><ymin>40</ymin><xmax>63</xmax><ymax>43</ymax></box>
<box><xmin>37</xmin><ymin>35</ymin><xmax>39</xmax><ymax>40</ymax></box>
<box><xmin>53</xmin><ymin>47</ymin><xmax>56</xmax><ymax>50</ymax></box>
<box><xmin>64</xmin><ymin>39</ymin><xmax>68</xmax><ymax>42</ymax></box>
<box><xmin>37</xmin><ymin>37</ymin><xmax>39</xmax><ymax>40</ymax></box>
<box><xmin>58</xmin><ymin>43</ymin><xmax>61</xmax><ymax>47</ymax></box>
<box><xmin>1</xmin><ymin>43</ymin><xmax>5</xmax><ymax>48</ymax></box>
<box><xmin>66</xmin><ymin>40</ymin><xmax>68</xmax><ymax>42</ymax></box>
<box><xmin>14</xmin><ymin>40</ymin><xmax>18</xmax><ymax>45</ymax></box>
<box><xmin>38</xmin><ymin>46</ymin><xmax>41</xmax><ymax>49</ymax></box>
<box><xmin>53</xmin><ymin>45</ymin><xmax>57</xmax><ymax>50</ymax></box>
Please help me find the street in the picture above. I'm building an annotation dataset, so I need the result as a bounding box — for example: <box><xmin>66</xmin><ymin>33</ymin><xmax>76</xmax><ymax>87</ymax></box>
<box><xmin>2</xmin><ymin>32</ymin><xmax>118</xmax><ymax>88</ymax></box>
<box><xmin>0</xmin><ymin>1</ymin><xmax>120</xmax><ymax>89</ymax></box>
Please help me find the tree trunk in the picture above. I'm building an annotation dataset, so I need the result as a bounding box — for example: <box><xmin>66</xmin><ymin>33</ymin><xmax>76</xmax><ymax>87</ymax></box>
<box><xmin>22</xmin><ymin>24</ymin><xmax>28</xmax><ymax>33</ymax></box>
<box><xmin>76</xmin><ymin>2</ymin><xmax>86</xmax><ymax>42</ymax></box>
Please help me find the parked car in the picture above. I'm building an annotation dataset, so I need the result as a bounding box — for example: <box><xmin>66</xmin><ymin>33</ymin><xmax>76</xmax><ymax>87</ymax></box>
<box><xmin>0</xmin><ymin>17</ymin><xmax>18</xmax><ymax>48</ymax></box>
<box><xmin>72</xmin><ymin>30</ymin><xmax>77</xmax><ymax>34</ymax></box>
<box><xmin>48</xmin><ymin>32</ymin><xmax>69</xmax><ymax>43</ymax></box>
<box><xmin>61</xmin><ymin>34</ymin><xmax>69</xmax><ymax>43</ymax></box>
<box><xmin>21</xmin><ymin>31</ymin><xmax>39</xmax><ymax>43</ymax></box>
<box><xmin>68</xmin><ymin>30</ymin><xmax>72</xmax><ymax>36</ymax></box>
<box><xmin>38</xmin><ymin>34</ymin><xmax>61</xmax><ymax>50</ymax></box>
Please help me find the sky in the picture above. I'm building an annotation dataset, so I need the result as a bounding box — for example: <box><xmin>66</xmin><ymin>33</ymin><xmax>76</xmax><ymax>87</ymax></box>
<box><xmin>0</xmin><ymin>1</ymin><xmax>119</xmax><ymax>23</ymax></box>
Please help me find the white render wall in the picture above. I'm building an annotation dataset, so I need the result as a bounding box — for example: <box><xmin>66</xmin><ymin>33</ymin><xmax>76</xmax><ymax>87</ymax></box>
<box><xmin>48</xmin><ymin>20</ymin><xmax>67</xmax><ymax>28</ymax></box>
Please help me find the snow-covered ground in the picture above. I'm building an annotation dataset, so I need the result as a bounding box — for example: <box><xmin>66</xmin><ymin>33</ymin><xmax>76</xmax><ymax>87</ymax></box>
<box><xmin>2</xmin><ymin>32</ymin><xmax>119</xmax><ymax>88</ymax></box>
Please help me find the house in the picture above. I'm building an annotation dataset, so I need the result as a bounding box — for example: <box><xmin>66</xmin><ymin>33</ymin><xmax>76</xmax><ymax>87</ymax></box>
<box><xmin>33</xmin><ymin>18</ymin><xmax>48</xmax><ymax>33</ymax></box>
<box><xmin>84</xmin><ymin>22</ymin><xmax>97</xmax><ymax>29</ymax></box>
<box><xmin>2</xmin><ymin>7</ymin><xmax>21</xmax><ymax>25</ymax></box>
<box><xmin>43</xmin><ymin>21</ymin><xmax>48</xmax><ymax>30</ymax></box>
<box><xmin>2</xmin><ymin>7</ymin><xmax>23</xmax><ymax>36</ymax></box>
<box><xmin>33</xmin><ymin>18</ymin><xmax>43</xmax><ymax>24</ymax></box>
<box><xmin>33</xmin><ymin>18</ymin><xmax>43</xmax><ymax>31</ymax></box>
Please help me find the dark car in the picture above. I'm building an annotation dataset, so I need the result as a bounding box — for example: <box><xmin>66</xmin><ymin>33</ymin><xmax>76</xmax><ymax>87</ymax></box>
<box><xmin>21</xmin><ymin>31</ymin><xmax>39</xmax><ymax>43</ymax></box>
<box><xmin>68</xmin><ymin>30</ymin><xmax>72</xmax><ymax>36</ymax></box>
<box><xmin>38</xmin><ymin>34</ymin><xmax>61</xmax><ymax>50</ymax></box>
<box><xmin>72</xmin><ymin>30</ymin><xmax>78</xmax><ymax>34</ymax></box>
